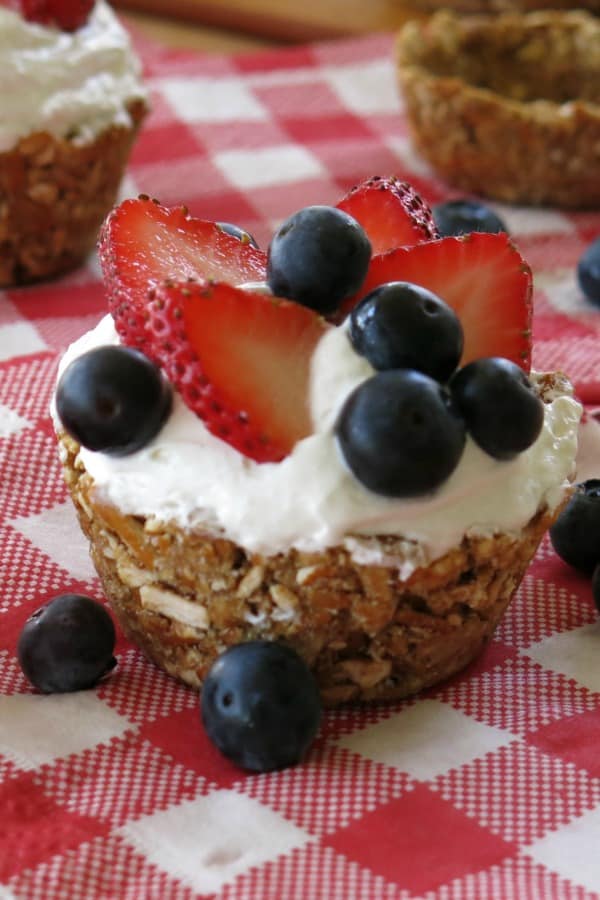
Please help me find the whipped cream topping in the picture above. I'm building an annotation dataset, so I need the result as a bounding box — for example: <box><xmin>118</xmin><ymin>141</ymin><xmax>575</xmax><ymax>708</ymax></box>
<box><xmin>54</xmin><ymin>315</ymin><xmax>581</xmax><ymax>574</ymax></box>
<box><xmin>0</xmin><ymin>1</ymin><xmax>147</xmax><ymax>153</ymax></box>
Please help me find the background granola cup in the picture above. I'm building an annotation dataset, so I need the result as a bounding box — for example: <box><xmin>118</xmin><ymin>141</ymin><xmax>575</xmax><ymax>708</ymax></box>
<box><xmin>396</xmin><ymin>10</ymin><xmax>600</xmax><ymax>209</ymax></box>
<box><xmin>57</xmin><ymin>376</ymin><xmax>573</xmax><ymax>707</ymax></box>
<box><xmin>407</xmin><ymin>1</ymin><xmax>600</xmax><ymax>11</ymax></box>
<box><xmin>0</xmin><ymin>99</ymin><xmax>147</xmax><ymax>287</ymax></box>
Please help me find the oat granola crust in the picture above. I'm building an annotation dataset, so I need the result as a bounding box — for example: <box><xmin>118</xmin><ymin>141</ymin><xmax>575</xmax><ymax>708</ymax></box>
<box><xmin>0</xmin><ymin>100</ymin><xmax>147</xmax><ymax>287</ymax></box>
<box><xmin>396</xmin><ymin>11</ymin><xmax>600</xmax><ymax>208</ymax></box>
<box><xmin>57</xmin><ymin>374</ymin><xmax>570</xmax><ymax>706</ymax></box>
<box><xmin>62</xmin><ymin>442</ymin><xmax>554</xmax><ymax>706</ymax></box>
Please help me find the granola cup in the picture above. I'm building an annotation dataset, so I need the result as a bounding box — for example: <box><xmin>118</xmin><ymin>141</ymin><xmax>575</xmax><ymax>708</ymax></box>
<box><xmin>0</xmin><ymin>100</ymin><xmax>147</xmax><ymax>287</ymax></box>
<box><xmin>396</xmin><ymin>11</ymin><xmax>600</xmax><ymax>208</ymax></box>
<box><xmin>57</xmin><ymin>373</ymin><xmax>571</xmax><ymax>706</ymax></box>
<box><xmin>408</xmin><ymin>1</ymin><xmax>600</xmax><ymax>11</ymax></box>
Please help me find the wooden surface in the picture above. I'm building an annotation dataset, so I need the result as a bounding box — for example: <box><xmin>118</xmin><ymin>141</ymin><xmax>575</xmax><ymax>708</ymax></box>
<box><xmin>117</xmin><ymin>0</ymin><xmax>423</xmax><ymax>45</ymax></box>
<box><xmin>123</xmin><ymin>9</ymin><xmax>277</xmax><ymax>51</ymax></box>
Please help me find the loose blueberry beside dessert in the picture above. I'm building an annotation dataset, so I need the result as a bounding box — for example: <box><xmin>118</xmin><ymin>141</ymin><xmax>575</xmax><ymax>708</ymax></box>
<box><xmin>433</xmin><ymin>199</ymin><xmax>507</xmax><ymax>238</ymax></box>
<box><xmin>593</xmin><ymin>564</ymin><xmax>600</xmax><ymax>614</ymax></box>
<box><xmin>577</xmin><ymin>236</ymin><xmax>600</xmax><ymax>306</ymax></box>
<box><xmin>53</xmin><ymin>176</ymin><xmax>581</xmax><ymax>714</ymax></box>
<box><xmin>18</xmin><ymin>594</ymin><xmax>116</xmax><ymax>693</ymax></box>
<box><xmin>201</xmin><ymin>641</ymin><xmax>321</xmax><ymax>772</ymax></box>
<box><xmin>550</xmin><ymin>480</ymin><xmax>600</xmax><ymax>575</ymax></box>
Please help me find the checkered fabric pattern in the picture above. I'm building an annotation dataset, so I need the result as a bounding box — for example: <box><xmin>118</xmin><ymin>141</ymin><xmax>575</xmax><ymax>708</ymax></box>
<box><xmin>1</xmin><ymin>22</ymin><xmax>600</xmax><ymax>899</ymax></box>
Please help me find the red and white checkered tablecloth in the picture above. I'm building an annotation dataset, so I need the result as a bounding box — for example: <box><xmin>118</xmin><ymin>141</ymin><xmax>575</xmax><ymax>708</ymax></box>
<box><xmin>1</xmin><ymin>23</ymin><xmax>600</xmax><ymax>899</ymax></box>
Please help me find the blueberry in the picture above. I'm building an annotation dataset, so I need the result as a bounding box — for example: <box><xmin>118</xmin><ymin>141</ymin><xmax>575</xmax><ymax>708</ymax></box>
<box><xmin>216</xmin><ymin>222</ymin><xmax>259</xmax><ymax>249</ymax></box>
<box><xmin>201</xmin><ymin>641</ymin><xmax>321</xmax><ymax>772</ymax></box>
<box><xmin>550</xmin><ymin>480</ymin><xmax>600</xmax><ymax>575</ymax></box>
<box><xmin>56</xmin><ymin>345</ymin><xmax>172</xmax><ymax>456</ymax></box>
<box><xmin>267</xmin><ymin>206</ymin><xmax>371</xmax><ymax>315</ymax></box>
<box><xmin>593</xmin><ymin>563</ymin><xmax>600</xmax><ymax>613</ymax></box>
<box><xmin>433</xmin><ymin>199</ymin><xmax>507</xmax><ymax>237</ymax></box>
<box><xmin>349</xmin><ymin>281</ymin><xmax>463</xmax><ymax>381</ymax></box>
<box><xmin>450</xmin><ymin>358</ymin><xmax>544</xmax><ymax>460</ymax></box>
<box><xmin>17</xmin><ymin>594</ymin><xmax>116</xmax><ymax>693</ymax></box>
<box><xmin>577</xmin><ymin>236</ymin><xmax>600</xmax><ymax>306</ymax></box>
<box><xmin>335</xmin><ymin>369</ymin><xmax>466</xmax><ymax>497</ymax></box>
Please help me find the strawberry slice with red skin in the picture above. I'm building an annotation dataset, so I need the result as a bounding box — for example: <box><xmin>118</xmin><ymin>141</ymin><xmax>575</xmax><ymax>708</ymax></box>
<box><xmin>342</xmin><ymin>232</ymin><xmax>533</xmax><ymax>372</ymax></box>
<box><xmin>146</xmin><ymin>279</ymin><xmax>330</xmax><ymax>463</ymax></box>
<box><xmin>336</xmin><ymin>176</ymin><xmax>438</xmax><ymax>256</ymax></box>
<box><xmin>99</xmin><ymin>196</ymin><xmax>267</xmax><ymax>349</ymax></box>
<box><xmin>17</xmin><ymin>0</ymin><xmax>93</xmax><ymax>30</ymax></box>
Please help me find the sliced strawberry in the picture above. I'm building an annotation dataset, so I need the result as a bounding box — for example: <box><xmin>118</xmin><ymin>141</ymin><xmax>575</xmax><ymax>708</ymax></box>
<box><xmin>146</xmin><ymin>280</ymin><xmax>330</xmax><ymax>463</ymax></box>
<box><xmin>336</xmin><ymin>176</ymin><xmax>438</xmax><ymax>255</ymax></box>
<box><xmin>99</xmin><ymin>197</ymin><xmax>267</xmax><ymax>348</ymax></box>
<box><xmin>18</xmin><ymin>0</ymin><xmax>93</xmax><ymax>30</ymax></box>
<box><xmin>343</xmin><ymin>232</ymin><xmax>533</xmax><ymax>371</ymax></box>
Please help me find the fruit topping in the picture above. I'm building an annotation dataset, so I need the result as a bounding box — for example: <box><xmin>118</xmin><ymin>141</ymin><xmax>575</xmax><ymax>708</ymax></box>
<box><xmin>350</xmin><ymin>232</ymin><xmax>533</xmax><ymax>371</ymax></box>
<box><xmin>577</xmin><ymin>236</ymin><xmax>600</xmax><ymax>306</ymax></box>
<box><xmin>17</xmin><ymin>0</ymin><xmax>94</xmax><ymax>31</ymax></box>
<box><xmin>349</xmin><ymin>282</ymin><xmax>463</xmax><ymax>382</ymax></box>
<box><xmin>337</xmin><ymin>175</ymin><xmax>438</xmax><ymax>254</ymax></box>
<box><xmin>266</xmin><ymin>205</ymin><xmax>371</xmax><ymax>315</ymax></box>
<box><xmin>433</xmin><ymin>199</ymin><xmax>507</xmax><ymax>238</ymax></box>
<box><xmin>335</xmin><ymin>370</ymin><xmax>466</xmax><ymax>497</ymax></box>
<box><xmin>201</xmin><ymin>641</ymin><xmax>321</xmax><ymax>772</ymax></box>
<box><xmin>99</xmin><ymin>197</ymin><xmax>267</xmax><ymax>348</ymax></box>
<box><xmin>18</xmin><ymin>594</ymin><xmax>116</xmax><ymax>693</ymax></box>
<box><xmin>450</xmin><ymin>358</ymin><xmax>544</xmax><ymax>460</ymax></box>
<box><xmin>98</xmin><ymin>183</ymin><xmax>538</xmax><ymax>482</ymax></box>
<box><xmin>56</xmin><ymin>345</ymin><xmax>172</xmax><ymax>456</ymax></box>
<box><xmin>550</xmin><ymin>480</ymin><xmax>600</xmax><ymax>575</ymax></box>
<box><xmin>216</xmin><ymin>222</ymin><xmax>259</xmax><ymax>248</ymax></box>
<box><xmin>147</xmin><ymin>279</ymin><xmax>329</xmax><ymax>463</ymax></box>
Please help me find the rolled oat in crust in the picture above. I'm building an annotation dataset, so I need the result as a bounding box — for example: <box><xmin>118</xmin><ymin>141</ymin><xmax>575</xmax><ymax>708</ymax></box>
<box><xmin>0</xmin><ymin>100</ymin><xmax>146</xmax><ymax>287</ymax></box>
<box><xmin>396</xmin><ymin>11</ymin><xmax>600</xmax><ymax>208</ymax></box>
<box><xmin>57</xmin><ymin>373</ymin><xmax>572</xmax><ymax>706</ymax></box>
